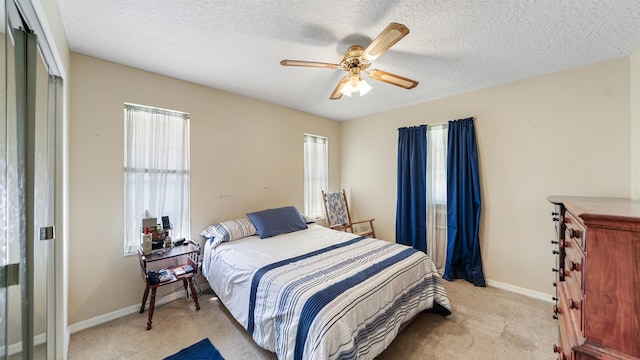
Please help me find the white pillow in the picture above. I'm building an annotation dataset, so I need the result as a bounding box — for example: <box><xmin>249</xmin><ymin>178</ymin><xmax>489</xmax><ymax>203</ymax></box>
<box><xmin>200</xmin><ymin>218</ymin><xmax>257</xmax><ymax>248</ymax></box>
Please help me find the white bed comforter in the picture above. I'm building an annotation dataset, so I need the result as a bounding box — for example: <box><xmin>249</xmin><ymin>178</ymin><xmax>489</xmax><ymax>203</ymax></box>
<box><xmin>202</xmin><ymin>224</ymin><xmax>450</xmax><ymax>360</ymax></box>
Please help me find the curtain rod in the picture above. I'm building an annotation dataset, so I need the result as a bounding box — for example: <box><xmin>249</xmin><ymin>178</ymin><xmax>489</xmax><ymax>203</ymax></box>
<box><xmin>397</xmin><ymin>117</ymin><xmax>474</xmax><ymax>130</ymax></box>
<box><xmin>397</xmin><ymin>122</ymin><xmax>448</xmax><ymax>130</ymax></box>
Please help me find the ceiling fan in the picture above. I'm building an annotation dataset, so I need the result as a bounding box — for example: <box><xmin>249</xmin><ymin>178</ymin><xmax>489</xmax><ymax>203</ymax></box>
<box><xmin>280</xmin><ymin>22</ymin><xmax>419</xmax><ymax>100</ymax></box>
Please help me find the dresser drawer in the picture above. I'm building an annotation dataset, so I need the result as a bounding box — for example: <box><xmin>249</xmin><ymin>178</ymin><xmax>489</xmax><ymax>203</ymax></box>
<box><xmin>563</xmin><ymin>238</ymin><xmax>585</xmax><ymax>292</ymax></box>
<box><xmin>564</xmin><ymin>211</ymin><xmax>586</xmax><ymax>251</ymax></box>
<box><xmin>556</xmin><ymin>284</ymin><xmax>579</xmax><ymax>360</ymax></box>
<box><xmin>556</xmin><ymin>310</ymin><xmax>572</xmax><ymax>360</ymax></box>
<box><xmin>564</xmin><ymin>275</ymin><xmax>584</xmax><ymax>339</ymax></box>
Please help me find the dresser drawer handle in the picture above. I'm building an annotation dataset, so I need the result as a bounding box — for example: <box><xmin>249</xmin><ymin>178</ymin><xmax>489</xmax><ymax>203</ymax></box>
<box><xmin>561</xmin><ymin>239</ymin><xmax>570</xmax><ymax>248</ymax></box>
<box><xmin>569</xmin><ymin>299</ymin><xmax>580</xmax><ymax>310</ymax></box>
<box><xmin>553</xmin><ymin>345</ymin><xmax>567</xmax><ymax>360</ymax></box>
<box><xmin>569</xmin><ymin>261</ymin><xmax>580</xmax><ymax>272</ymax></box>
<box><xmin>553</xmin><ymin>305</ymin><xmax>562</xmax><ymax>315</ymax></box>
<box><xmin>568</xmin><ymin>229</ymin><xmax>581</xmax><ymax>239</ymax></box>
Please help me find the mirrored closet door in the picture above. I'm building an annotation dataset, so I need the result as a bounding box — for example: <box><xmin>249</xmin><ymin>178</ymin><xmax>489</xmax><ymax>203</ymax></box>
<box><xmin>2</xmin><ymin>0</ymin><xmax>62</xmax><ymax>358</ymax></box>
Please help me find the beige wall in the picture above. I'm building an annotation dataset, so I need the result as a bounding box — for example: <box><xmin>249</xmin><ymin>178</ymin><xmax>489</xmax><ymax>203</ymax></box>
<box><xmin>631</xmin><ymin>45</ymin><xmax>640</xmax><ymax>199</ymax></box>
<box><xmin>68</xmin><ymin>54</ymin><xmax>341</xmax><ymax>324</ymax></box>
<box><xmin>341</xmin><ymin>57</ymin><xmax>631</xmax><ymax>295</ymax></box>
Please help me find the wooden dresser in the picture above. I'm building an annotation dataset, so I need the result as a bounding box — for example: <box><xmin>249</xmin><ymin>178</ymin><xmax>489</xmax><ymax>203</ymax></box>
<box><xmin>548</xmin><ymin>196</ymin><xmax>640</xmax><ymax>360</ymax></box>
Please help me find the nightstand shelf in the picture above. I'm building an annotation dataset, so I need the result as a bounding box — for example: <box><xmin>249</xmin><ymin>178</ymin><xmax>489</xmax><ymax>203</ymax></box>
<box><xmin>137</xmin><ymin>240</ymin><xmax>200</xmax><ymax>330</ymax></box>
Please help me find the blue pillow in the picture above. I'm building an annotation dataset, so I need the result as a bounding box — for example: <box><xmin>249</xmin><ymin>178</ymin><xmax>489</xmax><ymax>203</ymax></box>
<box><xmin>247</xmin><ymin>206</ymin><xmax>308</xmax><ymax>239</ymax></box>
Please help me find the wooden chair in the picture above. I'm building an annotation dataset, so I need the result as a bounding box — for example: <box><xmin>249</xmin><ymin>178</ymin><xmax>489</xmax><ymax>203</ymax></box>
<box><xmin>322</xmin><ymin>189</ymin><xmax>376</xmax><ymax>238</ymax></box>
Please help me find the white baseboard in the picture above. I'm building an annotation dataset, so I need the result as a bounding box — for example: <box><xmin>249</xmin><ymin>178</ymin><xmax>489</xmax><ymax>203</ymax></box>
<box><xmin>1</xmin><ymin>333</ymin><xmax>47</xmax><ymax>357</ymax></box>
<box><xmin>68</xmin><ymin>290</ymin><xmax>186</xmax><ymax>334</ymax></box>
<box><xmin>486</xmin><ymin>279</ymin><xmax>554</xmax><ymax>303</ymax></box>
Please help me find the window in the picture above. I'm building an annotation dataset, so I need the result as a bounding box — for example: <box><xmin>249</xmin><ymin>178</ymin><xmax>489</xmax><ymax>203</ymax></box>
<box><xmin>427</xmin><ymin>125</ymin><xmax>448</xmax><ymax>204</ymax></box>
<box><xmin>303</xmin><ymin>134</ymin><xmax>328</xmax><ymax>219</ymax></box>
<box><xmin>123</xmin><ymin>103</ymin><xmax>190</xmax><ymax>255</ymax></box>
<box><xmin>426</xmin><ymin>124</ymin><xmax>448</xmax><ymax>273</ymax></box>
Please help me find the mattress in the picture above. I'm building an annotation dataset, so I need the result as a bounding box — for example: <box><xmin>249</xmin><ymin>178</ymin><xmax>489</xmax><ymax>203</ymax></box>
<box><xmin>202</xmin><ymin>224</ymin><xmax>451</xmax><ymax>360</ymax></box>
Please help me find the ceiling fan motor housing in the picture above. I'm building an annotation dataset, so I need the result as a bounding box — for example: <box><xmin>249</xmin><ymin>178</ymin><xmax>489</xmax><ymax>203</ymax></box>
<box><xmin>339</xmin><ymin>45</ymin><xmax>372</xmax><ymax>71</ymax></box>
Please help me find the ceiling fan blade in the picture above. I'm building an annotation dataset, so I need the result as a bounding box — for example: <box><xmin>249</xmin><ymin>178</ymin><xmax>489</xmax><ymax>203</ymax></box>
<box><xmin>280</xmin><ymin>60</ymin><xmax>339</xmax><ymax>69</ymax></box>
<box><xmin>367</xmin><ymin>69</ymin><xmax>419</xmax><ymax>89</ymax></box>
<box><xmin>330</xmin><ymin>77</ymin><xmax>350</xmax><ymax>100</ymax></box>
<box><xmin>362</xmin><ymin>22</ymin><xmax>410</xmax><ymax>62</ymax></box>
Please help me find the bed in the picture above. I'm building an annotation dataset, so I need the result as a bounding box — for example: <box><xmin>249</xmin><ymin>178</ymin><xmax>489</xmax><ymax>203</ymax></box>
<box><xmin>201</xmin><ymin>206</ymin><xmax>451</xmax><ymax>360</ymax></box>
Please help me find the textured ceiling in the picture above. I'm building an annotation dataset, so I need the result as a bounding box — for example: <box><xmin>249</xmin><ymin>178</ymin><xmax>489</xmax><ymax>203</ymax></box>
<box><xmin>56</xmin><ymin>0</ymin><xmax>640</xmax><ymax>121</ymax></box>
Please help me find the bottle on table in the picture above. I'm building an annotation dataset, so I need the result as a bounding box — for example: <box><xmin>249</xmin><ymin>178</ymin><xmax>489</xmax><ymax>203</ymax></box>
<box><xmin>142</xmin><ymin>227</ymin><xmax>152</xmax><ymax>255</ymax></box>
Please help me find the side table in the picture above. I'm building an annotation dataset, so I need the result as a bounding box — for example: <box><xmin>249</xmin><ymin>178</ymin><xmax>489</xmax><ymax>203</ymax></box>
<box><xmin>137</xmin><ymin>240</ymin><xmax>201</xmax><ymax>330</ymax></box>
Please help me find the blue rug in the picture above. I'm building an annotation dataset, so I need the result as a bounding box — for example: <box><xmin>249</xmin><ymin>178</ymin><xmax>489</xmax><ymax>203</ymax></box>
<box><xmin>163</xmin><ymin>338</ymin><xmax>224</xmax><ymax>360</ymax></box>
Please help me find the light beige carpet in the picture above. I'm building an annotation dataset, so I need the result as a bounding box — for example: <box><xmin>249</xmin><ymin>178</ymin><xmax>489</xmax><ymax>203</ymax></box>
<box><xmin>67</xmin><ymin>280</ymin><xmax>556</xmax><ymax>359</ymax></box>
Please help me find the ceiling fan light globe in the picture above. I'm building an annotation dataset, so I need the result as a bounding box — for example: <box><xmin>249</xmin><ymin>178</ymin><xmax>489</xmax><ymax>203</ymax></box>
<box><xmin>359</xmin><ymin>79</ymin><xmax>372</xmax><ymax>96</ymax></box>
<box><xmin>340</xmin><ymin>80</ymin><xmax>358</xmax><ymax>96</ymax></box>
<box><xmin>340</xmin><ymin>86</ymin><xmax>353</xmax><ymax>97</ymax></box>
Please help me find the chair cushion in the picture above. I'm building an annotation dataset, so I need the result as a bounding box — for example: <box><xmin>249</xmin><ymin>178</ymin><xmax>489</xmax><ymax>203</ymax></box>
<box><xmin>325</xmin><ymin>192</ymin><xmax>349</xmax><ymax>226</ymax></box>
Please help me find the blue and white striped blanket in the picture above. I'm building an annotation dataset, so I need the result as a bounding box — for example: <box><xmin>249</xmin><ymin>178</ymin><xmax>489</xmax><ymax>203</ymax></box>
<box><xmin>247</xmin><ymin>236</ymin><xmax>451</xmax><ymax>360</ymax></box>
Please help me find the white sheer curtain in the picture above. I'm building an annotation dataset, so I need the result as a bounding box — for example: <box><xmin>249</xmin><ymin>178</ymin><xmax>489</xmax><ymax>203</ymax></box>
<box><xmin>426</xmin><ymin>124</ymin><xmax>448</xmax><ymax>274</ymax></box>
<box><xmin>124</xmin><ymin>104</ymin><xmax>190</xmax><ymax>255</ymax></box>
<box><xmin>304</xmin><ymin>134</ymin><xmax>328</xmax><ymax>219</ymax></box>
